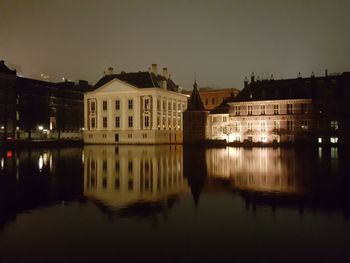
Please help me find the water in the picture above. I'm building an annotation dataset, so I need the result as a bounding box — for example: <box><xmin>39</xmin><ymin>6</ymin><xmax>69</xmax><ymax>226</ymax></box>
<box><xmin>0</xmin><ymin>145</ymin><xmax>350</xmax><ymax>262</ymax></box>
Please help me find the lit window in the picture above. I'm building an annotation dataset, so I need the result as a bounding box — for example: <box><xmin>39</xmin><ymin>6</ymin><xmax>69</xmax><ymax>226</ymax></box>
<box><xmin>287</xmin><ymin>120</ymin><xmax>294</xmax><ymax>131</ymax></box>
<box><xmin>274</xmin><ymin>104</ymin><xmax>279</xmax><ymax>115</ymax></box>
<box><xmin>248</xmin><ymin>122</ymin><xmax>253</xmax><ymax>131</ymax></box>
<box><xmin>330</xmin><ymin>137</ymin><xmax>338</xmax><ymax>144</ymax></box>
<box><xmin>261</xmin><ymin>121</ymin><xmax>266</xmax><ymax>132</ymax></box>
<box><xmin>287</xmin><ymin>104</ymin><xmax>293</xmax><ymax>114</ymax></box>
<box><xmin>144</xmin><ymin>99</ymin><xmax>150</xmax><ymax>109</ymax></box>
<box><xmin>330</xmin><ymin>121</ymin><xmax>339</xmax><ymax>130</ymax></box>
<box><xmin>301</xmin><ymin>120</ymin><xmax>308</xmax><ymax>130</ymax></box>
<box><xmin>248</xmin><ymin>105</ymin><xmax>252</xmax><ymax>115</ymax></box>
<box><xmin>273</xmin><ymin>120</ymin><xmax>280</xmax><ymax>131</ymax></box>
<box><xmin>318</xmin><ymin>137</ymin><xmax>322</xmax><ymax>144</ymax></box>
<box><xmin>260</xmin><ymin>105</ymin><xmax>265</xmax><ymax>115</ymax></box>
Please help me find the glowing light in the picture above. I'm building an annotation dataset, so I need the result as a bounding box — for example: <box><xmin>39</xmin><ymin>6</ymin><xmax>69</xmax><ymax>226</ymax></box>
<box><xmin>38</xmin><ymin>125</ymin><xmax>44</xmax><ymax>131</ymax></box>
<box><xmin>0</xmin><ymin>158</ymin><xmax>4</xmax><ymax>169</ymax></box>
<box><xmin>0</xmin><ymin>126</ymin><xmax>4</xmax><ymax>130</ymax></box>
<box><xmin>330</xmin><ymin>137</ymin><xmax>338</xmax><ymax>144</ymax></box>
<box><xmin>38</xmin><ymin>155</ymin><xmax>43</xmax><ymax>171</ymax></box>
<box><xmin>6</xmin><ymin>151</ymin><xmax>13</xmax><ymax>158</ymax></box>
<box><xmin>318</xmin><ymin>137</ymin><xmax>322</xmax><ymax>144</ymax></box>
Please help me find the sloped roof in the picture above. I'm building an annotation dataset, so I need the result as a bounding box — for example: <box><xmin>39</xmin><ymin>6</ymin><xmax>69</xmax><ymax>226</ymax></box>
<box><xmin>234</xmin><ymin>78</ymin><xmax>316</xmax><ymax>102</ymax></box>
<box><xmin>94</xmin><ymin>71</ymin><xmax>179</xmax><ymax>92</ymax></box>
<box><xmin>187</xmin><ymin>81</ymin><xmax>205</xmax><ymax>111</ymax></box>
<box><xmin>0</xmin><ymin>60</ymin><xmax>16</xmax><ymax>75</ymax></box>
<box><xmin>210</xmin><ymin>97</ymin><xmax>232</xmax><ymax>114</ymax></box>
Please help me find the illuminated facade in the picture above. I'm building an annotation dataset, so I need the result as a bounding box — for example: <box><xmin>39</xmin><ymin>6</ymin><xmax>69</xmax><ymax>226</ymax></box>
<box><xmin>84</xmin><ymin>65</ymin><xmax>188</xmax><ymax>144</ymax></box>
<box><xmin>83</xmin><ymin>145</ymin><xmax>188</xmax><ymax>209</ymax></box>
<box><xmin>207</xmin><ymin>72</ymin><xmax>350</xmax><ymax>145</ymax></box>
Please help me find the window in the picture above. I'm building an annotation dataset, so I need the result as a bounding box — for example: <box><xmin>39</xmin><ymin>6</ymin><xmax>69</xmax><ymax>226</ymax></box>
<box><xmin>90</xmin><ymin>101</ymin><xmax>96</xmax><ymax>111</ymax></box>
<box><xmin>248</xmin><ymin>105</ymin><xmax>252</xmax><ymax>115</ymax></box>
<box><xmin>128</xmin><ymin>161</ymin><xmax>133</xmax><ymax>173</ymax></box>
<box><xmin>144</xmin><ymin>99</ymin><xmax>150</xmax><ymax>109</ymax></box>
<box><xmin>157</xmin><ymin>99</ymin><xmax>161</xmax><ymax>110</ymax></box>
<box><xmin>287</xmin><ymin>104</ymin><xmax>293</xmax><ymax>114</ymax></box>
<box><xmin>103</xmin><ymin>117</ymin><xmax>107</xmax><ymax>128</ymax></box>
<box><xmin>128</xmin><ymin>134</ymin><xmax>132</xmax><ymax>138</ymax></box>
<box><xmin>274</xmin><ymin>104</ymin><xmax>279</xmax><ymax>115</ymax></box>
<box><xmin>91</xmin><ymin>117</ymin><xmax>96</xmax><ymax>128</ymax></box>
<box><xmin>234</xmin><ymin>122</ymin><xmax>240</xmax><ymax>132</ymax></box>
<box><xmin>115</xmin><ymin>134</ymin><xmax>119</xmax><ymax>142</ymax></box>
<box><xmin>144</xmin><ymin>116</ymin><xmax>149</xmax><ymax>128</ymax></box>
<box><xmin>115</xmin><ymin>161</ymin><xmax>120</xmax><ymax>172</ymax></box>
<box><xmin>287</xmin><ymin>120</ymin><xmax>294</xmax><ymax>131</ymax></box>
<box><xmin>330</xmin><ymin>137</ymin><xmax>338</xmax><ymax>144</ymax></box>
<box><xmin>115</xmin><ymin>100</ymin><xmax>120</xmax><ymax>110</ymax></box>
<box><xmin>115</xmin><ymin>117</ymin><xmax>120</xmax><ymax>128</ymax></box>
<box><xmin>128</xmin><ymin>99</ymin><xmax>133</xmax><ymax>110</ymax></box>
<box><xmin>223</xmin><ymin>116</ymin><xmax>227</xmax><ymax>122</ymax></box>
<box><xmin>102</xmin><ymin>160</ymin><xmax>107</xmax><ymax>172</ymax></box>
<box><xmin>261</xmin><ymin>121</ymin><xmax>266</xmax><ymax>132</ymax></box>
<box><xmin>211</xmin><ymin>98</ymin><xmax>215</xmax><ymax>104</ymax></box>
<box><xmin>103</xmin><ymin>101</ymin><xmax>107</xmax><ymax>111</ymax></box>
<box><xmin>318</xmin><ymin>137</ymin><xmax>322</xmax><ymax>144</ymax></box>
<box><xmin>301</xmin><ymin>103</ymin><xmax>308</xmax><ymax>114</ymax></box>
<box><xmin>273</xmin><ymin>120</ymin><xmax>280</xmax><ymax>131</ymax></box>
<box><xmin>248</xmin><ymin>122</ymin><xmax>253</xmax><ymax>131</ymax></box>
<box><xmin>143</xmin><ymin>133</ymin><xmax>147</xmax><ymax>138</ymax></box>
<box><xmin>128</xmin><ymin>180</ymin><xmax>133</xmax><ymax>190</ymax></box>
<box><xmin>330</xmin><ymin>121</ymin><xmax>339</xmax><ymax>130</ymax></box>
<box><xmin>260</xmin><ymin>105</ymin><xmax>265</xmax><ymax>115</ymax></box>
<box><xmin>301</xmin><ymin>120</ymin><xmax>308</xmax><ymax>130</ymax></box>
<box><xmin>128</xmin><ymin>116</ymin><xmax>133</xmax><ymax>128</ymax></box>
<box><xmin>235</xmin><ymin>106</ymin><xmax>240</xmax><ymax>116</ymax></box>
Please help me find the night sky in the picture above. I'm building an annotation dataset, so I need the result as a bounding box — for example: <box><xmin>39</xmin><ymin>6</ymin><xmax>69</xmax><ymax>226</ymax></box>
<box><xmin>1</xmin><ymin>0</ymin><xmax>349</xmax><ymax>89</ymax></box>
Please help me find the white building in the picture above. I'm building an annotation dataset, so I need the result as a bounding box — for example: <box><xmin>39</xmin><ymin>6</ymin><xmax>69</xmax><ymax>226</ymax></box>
<box><xmin>84</xmin><ymin>65</ymin><xmax>188</xmax><ymax>144</ymax></box>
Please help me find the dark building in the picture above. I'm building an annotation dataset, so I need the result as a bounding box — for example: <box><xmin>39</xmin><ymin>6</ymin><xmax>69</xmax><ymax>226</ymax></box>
<box><xmin>0</xmin><ymin>60</ymin><xmax>92</xmax><ymax>140</ymax></box>
<box><xmin>183</xmin><ymin>81</ymin><xmax>209</xmax><ymax>144</ymax></box>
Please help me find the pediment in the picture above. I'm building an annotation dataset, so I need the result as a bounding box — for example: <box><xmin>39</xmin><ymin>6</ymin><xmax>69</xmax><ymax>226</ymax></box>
<box><xmin>91</xmin><ymin>78</ymin><xmax>139</xmax><ymax>94</ymax></box>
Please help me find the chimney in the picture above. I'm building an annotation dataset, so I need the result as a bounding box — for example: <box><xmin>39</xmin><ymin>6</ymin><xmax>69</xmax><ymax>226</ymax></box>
<box><xmin>0</xmin><ymin>60</ymin><xmax>4</xmax><ymax>65</ymax></box>
<box><xmin>244</xmin><ymin>76</ymin><xmax>248</xmax><ymax>88</ymax></box>
<box><xmin>251</xmin><ymin>72</ymin><xmax>255</xmax><ymax>83</ymax></box>
<box><xmin>325</xmin><ymin>69</ymin><xmax>328</xmax><ymax>77</ymax></box>
<box><xmin>163</xmin><ymin>67</ymin><xmax>169</xmax><ymax>79</ymax></box>
<box><xmin>311</xmin><ymin>71</ymin><xmax>315</xmax><ymax>78</ymax></box>
<box><xmin>105</xmin><ymin>67</ymin><xmax>114</xmax><ymax>75</ymax></box>
<box><xmin>151</xmin><ymin>64</ymin><xmax>157</xmax><ymax>75</ymax></box>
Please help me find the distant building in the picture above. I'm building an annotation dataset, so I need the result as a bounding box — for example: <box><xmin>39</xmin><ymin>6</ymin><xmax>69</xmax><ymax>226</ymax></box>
<box><xmin>0</xmin><ymin>60</ymin><xmax>91</xmax><ymax>140</ymax></box>
<box><xmin>207</xmin><ymin>71</ymin><xmax>350</xmax><ymax>145</ymax></box>
<box><xmin>183</xmin><ymin>87</ymin><xmax>239</xmax><ymax>110</ymax></box>
<box><xmin>83</xmin><ymin>64</ymin><xmax>188</xmax><ymax>144</ymax></box>
<box><xmin>198</xmin><ymin>87</ymin><xmax>239</xmax><ymax>110</ymax></box>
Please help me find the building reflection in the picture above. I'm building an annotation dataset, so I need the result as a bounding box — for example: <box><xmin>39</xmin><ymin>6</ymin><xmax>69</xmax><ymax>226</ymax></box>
<box><xmin>205</xmin><ymin>147</ymin><xmax>305</xmax><ymax>194</ymax></box>
<box><xmin>203</xmin><ymin>146</ymin><xmax>350</xmax><ymax>218</ymax></box>
<box><xmin>0</xmin><ymin>148</ymin><xmax>84</xmax><ymax>229</ymax></box>
<box><xmin>83</xmin><ymin>145</ymin><xmax>188</xmax><ymax>216</ymax></box>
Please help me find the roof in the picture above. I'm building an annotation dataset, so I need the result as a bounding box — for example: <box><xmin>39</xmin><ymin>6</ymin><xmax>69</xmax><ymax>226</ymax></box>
<box><xmin>186</xmin><ymin>81</ymin><xmax>205</xmax><ymax>111</ymax></box>
<box><xmin>93</xmin><ymin>71</ymin><xmax>179</xmax><ymax>92</ymax></box>
<box><xmin>210</xmin><ymin>97</ymin><xmax>232</xmax><ymax>114</ymax></box>
<box><xmin>234</xmin><ymin>75</ymin><xmax>345</xmax><ymax>103</ymax></box>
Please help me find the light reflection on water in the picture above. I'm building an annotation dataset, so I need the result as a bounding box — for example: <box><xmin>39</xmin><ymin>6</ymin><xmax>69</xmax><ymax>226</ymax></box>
<box><xmin>0</xmin><ymin>145</ymin><xmax>349</xmax><ymax>262</ymax></box>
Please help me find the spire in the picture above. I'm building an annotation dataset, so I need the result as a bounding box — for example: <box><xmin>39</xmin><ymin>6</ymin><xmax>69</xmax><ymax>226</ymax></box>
<box><xmin>187</xmin><ymin>80</ymin><xmax>205</xmax><ymax>111</ymax></box>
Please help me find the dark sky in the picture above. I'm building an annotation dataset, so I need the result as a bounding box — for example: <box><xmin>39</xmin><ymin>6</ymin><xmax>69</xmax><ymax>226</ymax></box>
<box><xmin>1</xmin><ymin>0</ymin><xmax>349</xmax><ymax>89</ymax></box>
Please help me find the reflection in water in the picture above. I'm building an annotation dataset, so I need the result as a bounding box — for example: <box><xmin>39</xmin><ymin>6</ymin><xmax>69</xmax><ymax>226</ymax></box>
<box><xmin>84</xmin><ymin>145</ymin><xmax>188</xmax><ymax>216</ymax></box>
<box><xmin>0</xmin><ymin>146</ymin><xmax>350</xmax><ymax>262</ymax></box>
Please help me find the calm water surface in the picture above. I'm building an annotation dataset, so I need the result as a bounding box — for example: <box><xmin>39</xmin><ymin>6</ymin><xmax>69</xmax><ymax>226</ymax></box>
<box><xmin>0</xmin><ymin>145</ymin><xmax>350</xmax><ymax>262</ymax></box>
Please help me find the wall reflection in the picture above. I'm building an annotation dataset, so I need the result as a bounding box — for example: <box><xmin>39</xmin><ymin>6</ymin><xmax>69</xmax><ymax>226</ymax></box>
<box><xmin>83</xmin><ymin>145</ymin><xmax>188</xmax><ymax>212</ymax></box>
